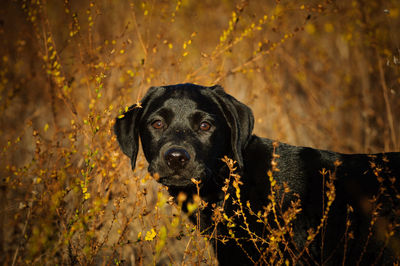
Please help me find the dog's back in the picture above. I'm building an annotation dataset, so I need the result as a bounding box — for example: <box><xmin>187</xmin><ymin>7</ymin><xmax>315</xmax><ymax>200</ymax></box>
<box><xmin>243</xmin><ymin>136</ymin><xmax>400</xmax><ymax>264</ymax></box>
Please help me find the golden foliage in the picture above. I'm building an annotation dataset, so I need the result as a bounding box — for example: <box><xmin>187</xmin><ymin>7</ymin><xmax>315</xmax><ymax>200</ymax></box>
<box><xmin>0</xmin><ymin>0</ymin><xmax>399</xmax><ymax>264</ymax></box>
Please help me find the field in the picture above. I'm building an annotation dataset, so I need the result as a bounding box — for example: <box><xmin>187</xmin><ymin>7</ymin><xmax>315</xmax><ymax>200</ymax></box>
<box><xmin>1</xmin><ymin>0</ymin><xmax>399</xmax><ymax>264</ymax></box>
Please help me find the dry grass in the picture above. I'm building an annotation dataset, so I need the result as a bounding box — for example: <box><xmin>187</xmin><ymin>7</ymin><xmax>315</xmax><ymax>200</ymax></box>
<box><xmin>0</xmin><ymin>0</ymin><xmax>399</xmax><ymax>264</ymax></box>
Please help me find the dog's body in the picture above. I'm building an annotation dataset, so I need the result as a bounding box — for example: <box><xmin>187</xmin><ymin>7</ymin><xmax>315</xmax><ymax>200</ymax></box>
<box><xmin>115</xmin><ymin>84</ymin><xmax>400</xmax><ymax>265</ymax></box>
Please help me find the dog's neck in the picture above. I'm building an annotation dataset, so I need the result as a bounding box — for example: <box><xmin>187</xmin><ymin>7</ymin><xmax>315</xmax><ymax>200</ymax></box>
<box><xmin>166</xmin><ymin>171</ymin><xmax>227</xmax><ymax>210</ymax></box>
<box><xmin>166</xmin><ymin>176</ymin><xmax>226</xmax><ymax>206</ymax></box>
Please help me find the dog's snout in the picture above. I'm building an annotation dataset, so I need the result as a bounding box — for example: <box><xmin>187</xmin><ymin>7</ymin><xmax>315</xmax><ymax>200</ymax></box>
<box><xmin>164</xmin><ymin>148</ymin><xmax>190</xmax><ymax>170</ymax></box>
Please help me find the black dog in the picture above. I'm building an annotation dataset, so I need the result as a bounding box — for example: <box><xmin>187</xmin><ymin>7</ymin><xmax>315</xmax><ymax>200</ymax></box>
<box><xmin>115</xmin><ymin>84</ymin><xmax>400</xmax><ymax>265</ymax></box>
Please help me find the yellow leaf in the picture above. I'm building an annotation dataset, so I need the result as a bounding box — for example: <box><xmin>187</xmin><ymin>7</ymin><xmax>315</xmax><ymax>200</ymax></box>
<box><xmin>145</xmin><ymin>228</ymin><xmax>156</xmax><ymax>241</ymax></box>
<box><xmin>156</xmin><ymin>226</ymin><xmax>167</xmax><ymax>254</ymax></box>
<box><xmin>187</xmin><ymin>202</ymin><xmax>198</xmax><ymax>214</ymax></box>
<box><xmin>324</xmin><ymin>23</ymin><xmax>334</xmax><ymax>33</ymax></box>
<box><xmin>224</xmin><ymin>193</ymin><xmax>230</xmax><ymax>201</ymax></box>
<box><xmin>388</xmin><ymin>8</ymin><xmax>399</xmax><ymax>18</ymax></box>
<box><xmin>305</xmin><ymin>23</ymin><xmax>316</xmax><ymax>35</ymax></box>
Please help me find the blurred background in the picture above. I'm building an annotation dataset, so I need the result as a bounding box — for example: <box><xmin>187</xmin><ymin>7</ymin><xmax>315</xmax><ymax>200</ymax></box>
<box><xmin>0</xmin><ymin>0</ymin><xmax>399</xmax><ymax>264</ymax></box>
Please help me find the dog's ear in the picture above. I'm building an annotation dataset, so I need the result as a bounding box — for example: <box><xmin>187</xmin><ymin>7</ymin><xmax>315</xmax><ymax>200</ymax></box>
<box><xmin>209</xmin><ymin>85</ymin><xmax>254</xmax><ymax>169</ymax></box>
<box><xmin>114</xmin><ymin>87</ymin><xmax>160</xmax><ymax>169</ymax></box>
<box><xmin>114</xmin><ymin>103</ymin><xmax>142</xmax><ymax>169</ymax></box>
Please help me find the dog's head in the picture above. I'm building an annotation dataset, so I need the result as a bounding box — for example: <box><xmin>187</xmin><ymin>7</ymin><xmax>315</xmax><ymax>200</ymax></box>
<box><xmin>114</xmin><ymin>84</ymin><xmax>254</xmax><ymax>188</ymax></box>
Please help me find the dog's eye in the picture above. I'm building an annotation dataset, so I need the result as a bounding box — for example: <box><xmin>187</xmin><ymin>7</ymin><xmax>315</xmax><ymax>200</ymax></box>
<box><xmin>199</xmin><ymin>122</ymin><xmax>211</xmax><ymax>131</ymax></box>
<box><xmin>151</xmin><ymin>120</ymin><xmax>164</xmax><ymax>129</ymax></box>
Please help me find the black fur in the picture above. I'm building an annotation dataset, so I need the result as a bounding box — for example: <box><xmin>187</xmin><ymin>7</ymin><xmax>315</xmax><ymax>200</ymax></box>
<box><xmin>115</xmin><ymin>84</ymin><xmax>400</xmax><ymax>265</ymax></box>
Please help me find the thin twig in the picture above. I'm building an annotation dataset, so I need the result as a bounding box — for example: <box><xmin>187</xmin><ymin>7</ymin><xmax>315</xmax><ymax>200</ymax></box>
<box><xmin>181</xmin><ymin>238</ymin><xmax>192</xmax><ymax>266</ymax></box>
<box><xmin>377</xmin><ymin>51</ymin><xmax>398</xmax><ymax>150</ymax></box>
<box><xmin>12</xmin><ymin>205</ymin><xmax>32</xmax><ymax>266</ymax></box>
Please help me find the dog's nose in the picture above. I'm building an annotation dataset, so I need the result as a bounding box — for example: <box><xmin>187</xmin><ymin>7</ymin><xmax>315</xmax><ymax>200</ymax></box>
<box><xmin>164</xmin><ymin>148</ymin><xmax>190</xmax><ymax>170</ymax></box>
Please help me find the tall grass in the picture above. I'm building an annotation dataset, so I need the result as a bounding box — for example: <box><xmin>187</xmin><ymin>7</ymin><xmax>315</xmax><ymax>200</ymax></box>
<box><xmin>1</xmin><ymin>0</ymin><xmax>399</xmax><ymax>264</ymax></box>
